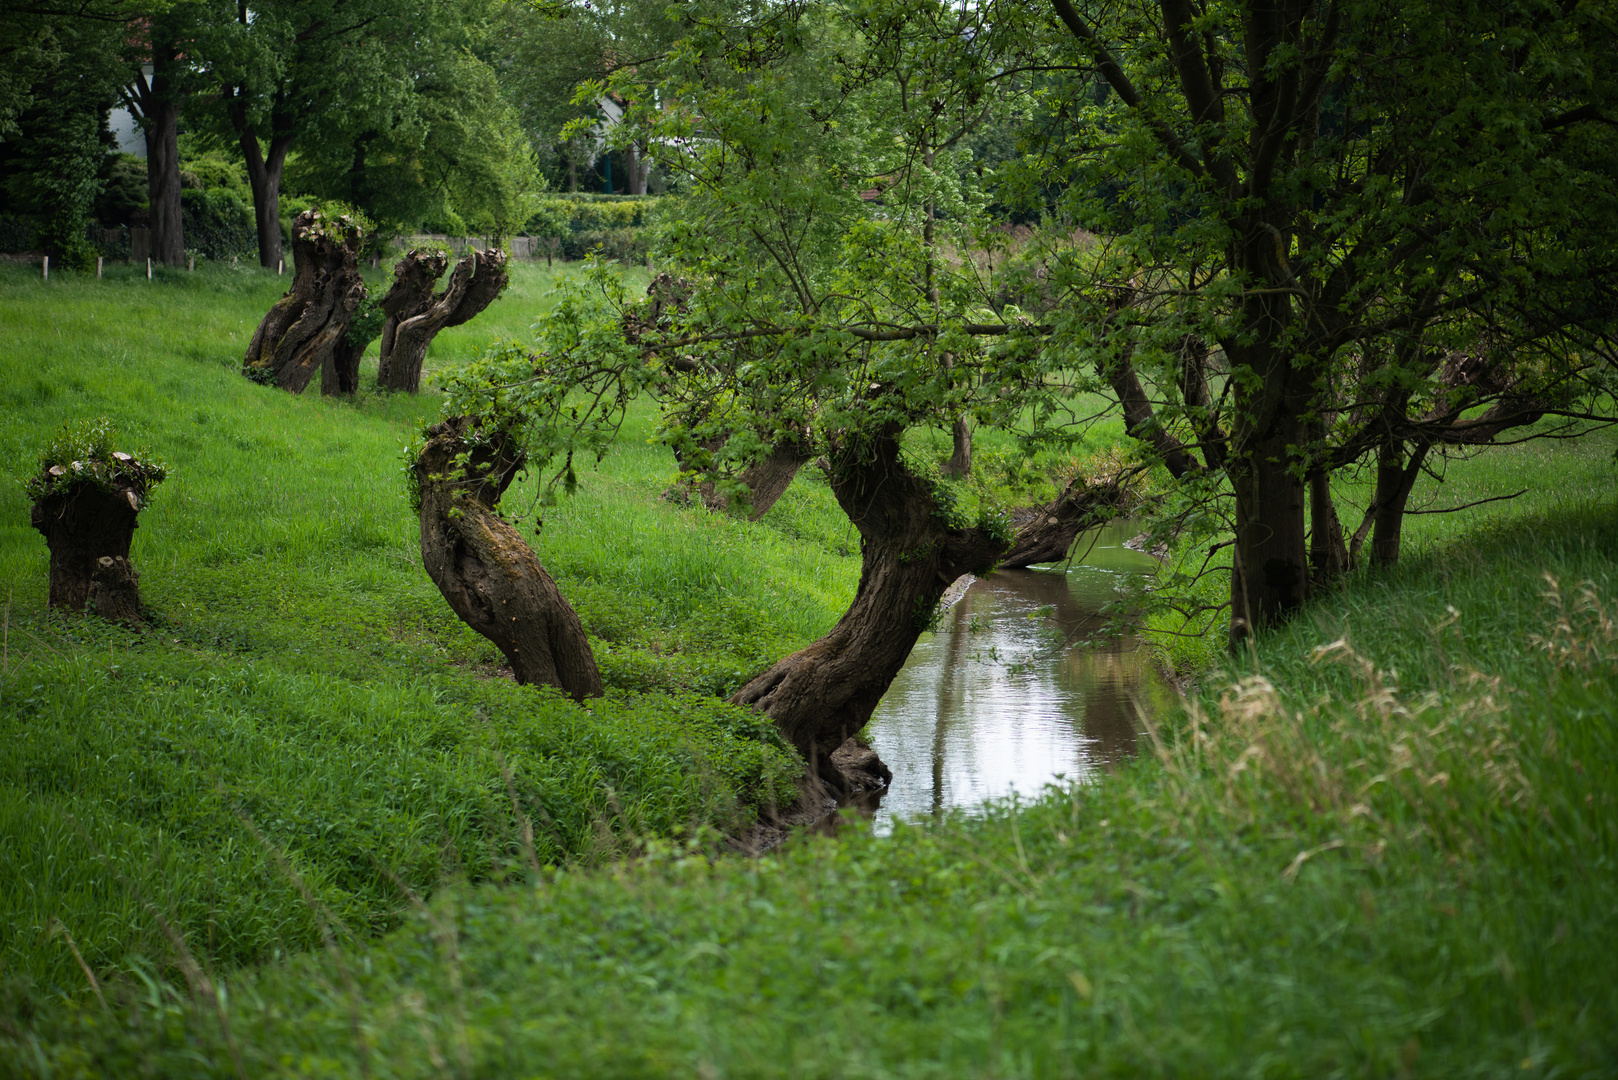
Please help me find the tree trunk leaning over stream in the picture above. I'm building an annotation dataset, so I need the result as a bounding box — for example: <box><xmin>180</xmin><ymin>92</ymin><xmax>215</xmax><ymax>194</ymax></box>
<box><xmin>730</xmin><ymin>430</ymin><xmax>1009</xmax><ymax>795</ymax></box>
<box><xmin>242</xmin><ymin>209</ymin><xmax>367</xmax><ymax>394</ymax></box>
<box><xmin>998</xmin><ymin>472</ymin><xmax>1130</xmax><ymax>569</ymax></box>
<box><xmin>414</xmin><ymin>416</ymin><xmax>603</xmax><ymax>700</ymax></box>
<box><xmin>378</xmin><ymin>249</ymin><xmax>509</xmax><ymax>393</ymax></box>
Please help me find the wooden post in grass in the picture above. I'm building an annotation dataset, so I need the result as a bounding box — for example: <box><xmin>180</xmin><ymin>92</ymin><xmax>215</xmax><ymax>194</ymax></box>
<box><xmin>188</xmin><ymin>256</ymin><xmax>194</xmax><ymax>272</ymax></box>
<box><xmin>42</xmin><ymin>255</ymin><xmax>48</xmax><ymax>281</ymax></box>
<box><xmin>146</xmin><ymin>258</ymin><xmax>152</xmax><ymax>279</ymax></box>
<box><xmin>97</xmin><ymin>256</ymin><xmax>102</xmax><ymax>278</ymax></box>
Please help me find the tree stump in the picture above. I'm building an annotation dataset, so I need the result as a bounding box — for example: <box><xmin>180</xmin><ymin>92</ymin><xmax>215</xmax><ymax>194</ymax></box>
<box><xmin>242</xmin><ymin>209</ymin><xmax>367</xmax><ymax>394</ymax></box>
<box><xmin>377</xmin><ymin>249</ymin><xmax>508</xmax><ymax>393</ymax></box>
<box><xmin>28</xmin><ymin>449</ymin><xmax>163</xmax><ymax>620</ymax></box>
<box><xmin>89</xmin><ymin>556</ymin><xmax>142</xmax><ymax>622</ymax></box>
<box><xmin>414</xmin><ymin>415</ymin><xmax>602</xmax><ymax>699</ymax></box>
<box><xmin>329</xmin><ymin>248</ymin><xmax>449</xmax><ymax>396</ymax></box>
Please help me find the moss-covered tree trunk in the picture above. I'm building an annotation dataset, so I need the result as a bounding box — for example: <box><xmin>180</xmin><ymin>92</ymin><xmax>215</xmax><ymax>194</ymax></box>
<box><xmin>377</xmin><ymin>249</ymin><xmax>508</xmax><ymax>393</ymax></box>
<box><xmin>415</xmin><ymin>416</ymin><xmax>602</xmax><ymax>700</ymax></box>
<box><xmin>730</xmin><ymin>430</ymin><xmax>1007</xmax><ymax>793</ymax></box>
<box><xmin>243</xmin><ymin>209</ymin><xmax>367</xmax><ymax>393</ymax></box>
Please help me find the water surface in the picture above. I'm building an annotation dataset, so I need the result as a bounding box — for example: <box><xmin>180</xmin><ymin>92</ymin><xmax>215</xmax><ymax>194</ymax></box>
<box><xmin>865</xmin><ymin>521</ymin><xmax>1170</xmax><ymax>833</ymax></box>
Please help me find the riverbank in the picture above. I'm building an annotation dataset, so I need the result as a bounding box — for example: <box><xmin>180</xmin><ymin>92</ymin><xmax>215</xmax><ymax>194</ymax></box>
<box><xmin>8</xmin><ymin>493</ymin><xmax>1613</xmax><ymax>1074</ymax></box>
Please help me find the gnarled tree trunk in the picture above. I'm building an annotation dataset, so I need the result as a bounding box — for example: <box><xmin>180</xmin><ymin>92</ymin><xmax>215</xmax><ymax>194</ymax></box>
<box><xmin>676</xmin><ymin>434</ymin><xmax>813</xmax><ymax>520</ymax></box>
<box><xmin>730</xmin><ymin>430</ymin><xmax>1008</xmax><ymax>793</ymax></box>
<box><xmin>999</xmin><ymin>473</ymin><xmax>1128</xmax><ymax>569</ymax></box>
<box><xmin>30</xmin><ymin>465</ymin><xmax>154</xmax><ymax>620</ymax></box>
<box><xmin>243</xmin><ymin>210</ymin><xmax>367</xmax><ymax>394</ymax></box>
<box><xmin>326</xmin><ymin>248</ymin><xmax>450</xmax><ymax>396</ymax></box>
<box><xmin>415</xmin><ymin>416</ymin><xmax>602</xmax><ymax>700</ymax></box>
<box><xmin>378</xmin><ymin>249</ymin><xmax>508</xmax><ymax>393</ymax></box>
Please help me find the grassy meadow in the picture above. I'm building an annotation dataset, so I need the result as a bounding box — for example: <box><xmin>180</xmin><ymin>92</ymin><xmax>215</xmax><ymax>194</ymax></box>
<box><xmin>0</xmin><ymin>259</ymin><xmax>862</xmax><ymax>995</ymax></box>
<box><xmin>0</xmin><ymin>258</ymin><xmax>1614</xmax><ymax>1077</ymax></box>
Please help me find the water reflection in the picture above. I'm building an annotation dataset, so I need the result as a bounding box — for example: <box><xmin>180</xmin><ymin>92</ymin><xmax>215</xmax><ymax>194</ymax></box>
<box><xmin>865</xmin><ymin>520</ymin><xmax>1169</xmax><ymax>833</ymax></box>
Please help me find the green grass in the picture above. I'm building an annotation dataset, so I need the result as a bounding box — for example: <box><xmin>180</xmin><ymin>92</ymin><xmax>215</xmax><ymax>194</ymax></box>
<box><xmin>1145</xmin><ymin>428</ymin><xmax>1618</xmax><ymax>674</ymax></box>
<box><xmin>3</xmin><ymin>259</ymin><xmax>1613</xmax><ymax>1077</ymax></box>
<box><xmin>0</xmin><ymin>259</ymin><xmax>862</xmax><ymax>994</ymax></box>
<box><xmin>6</xmin><ymin>501</ymin><xmax>1612</xmax><ymax>1078</ymax></box>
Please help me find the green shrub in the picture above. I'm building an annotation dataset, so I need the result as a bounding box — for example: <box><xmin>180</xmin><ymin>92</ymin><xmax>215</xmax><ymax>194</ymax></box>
<box><xmin>524</xmin><ymin>195</ymin><xmax>663</xmax><ymax>261</ymax></box>
<box><xmin>180</xmin><ymin>188</ymin><xmax>256</xmax><ymax>261</ymax></box>
<box><xmin>95</xmin><ymin>153</ymin><xmax>147</xmax><ymax>225</ymax></box>
<box><xmin>0</xmin><ymin>213</ymin><xmax>38</xmax><ymax>253</ymax></box>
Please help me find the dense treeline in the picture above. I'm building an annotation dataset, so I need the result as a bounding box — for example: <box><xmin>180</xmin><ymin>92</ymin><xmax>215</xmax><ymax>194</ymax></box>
<box><xmin>0</xmin><ymin>0</ymin><xmax>680</xmax><ymax>271</ymax></box>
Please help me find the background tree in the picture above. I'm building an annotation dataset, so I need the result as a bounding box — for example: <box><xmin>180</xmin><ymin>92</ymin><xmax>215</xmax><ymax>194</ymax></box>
<box><xmin>119</xmin><ymin>1</ymin><xmax>212</xmax><ymax>266</ymax></box>
<box><xmin>0</xmin><ymin>5</ymin><xmax>126</xmax><ymax>268</ymax></box>
<box><xmin>990</xmin><ymin>0</ymin><xmax>1618</xmax><ymax>644</ymax></box>
<box><xmin>198</xmin><ymin>0</ymin><xmax>418</xmax><ymax>268</ymax></box>
<box><xmin>288</xmin><ymin>8</ymin><xmax>542</xmax><ymax>250</ymax></box>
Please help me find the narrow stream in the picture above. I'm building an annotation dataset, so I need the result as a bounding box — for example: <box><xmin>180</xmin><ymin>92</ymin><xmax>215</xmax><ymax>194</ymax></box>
<box><xmin>863</xmin><ymin>520</ymin><xmax>1171</xmax><ymax>834</ymax></box>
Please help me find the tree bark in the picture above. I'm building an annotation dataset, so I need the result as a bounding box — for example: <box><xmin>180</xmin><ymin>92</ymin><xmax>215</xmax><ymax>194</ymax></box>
<box><xmin>943</xmin><ymin>415</ymin><xmax>973</xmax><ymax>478</ymax></box>
<box><xmin>377</xmin><ymin>249</ymin><xmax>509</xmax><ymax>393</ymax></box>
<box><xmin>89</xmin><ymin>557</ymin><xmax>142</xmax><ymax>623</ymax></box>
<box><xmin>730</xmin><ymin>430</ymin><xmax>1008</xmax><ymax>793</ymax></box>
<box><xmin>415</xmin><ymin>416</ymin><xmax>603</xmax><ymax>700</ymax></box>
<box><xmin>1225</xmin><ymin>234</ymin><xmax>1314</xmax><ymax>647</ymax></box>
<box><xmin>999</xmin><ymin>473</ymin><xmax>1128</xmax><ymax>569</ymax></box>
<box><xmin>132</xmin><ymin>49</ymin><xmax>185</xmax><ymax>267</ymax></box>
<box><xmin>679</xmin><ymin>434</ymin><xmax>813</xmax><ymax>519</ymax></box>
<box><xmin>239</xmin><ymin>127</ymin><xmax>293</xmax><ymax>270</ymax></box>
<box><xmin>243</xmin><ymin>209</ymin><xmax>367</xmax><ymax>393</ymax></box>
<box><xmin>327</xmin><ymin>248</ymin><xmax>449</xmax><ymax>395</ymax></box>
<box><xmin>1102</xmin><ymin>346</ymin><xmax>1201</xmax><ymax>479</ymax></box>
<box><xmin>625</xmin><ymin>141</ymin><xmax>644</xmax><ymax>195</ymax></box>
<box><xmin>30</xmin><ymin>468</ymin><xmax>151</xmax><ymax>616</ymax></box>
<box><xmin>1368</xmin><ymin>440</ymin><xmax>1428</xmax><ymax>568</ymax></box>
<box><xmin>1308</xmin><ymin>467</ymin><xmax>1349</xmax><ymax>593</ymax></box>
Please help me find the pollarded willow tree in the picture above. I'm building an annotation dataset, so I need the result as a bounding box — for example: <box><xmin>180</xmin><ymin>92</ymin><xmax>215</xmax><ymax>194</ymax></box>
<box><xmin>412</xmin><ymin>0</ymin><xmax>1083</xmax><ymax>794</ymax></box>
<box><xmin>989</xmin><ymin>0</ymin><xmax>1618</xmax><ymax>643</ymax></box>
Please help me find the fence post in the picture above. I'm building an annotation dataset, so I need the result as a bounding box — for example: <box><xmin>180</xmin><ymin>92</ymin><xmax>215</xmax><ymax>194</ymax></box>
<box><xmin>188</xmin><ymin>255</ymin><xmax>195</xmax><ymax>272</ymax></box>
<box><xmin>97</xmin><ymin>256</ymin><xmax>103</xmax><ymax>278</ymax></box>
<box><xmin>278</xmin><ymin>259</ymin><xmax>284</xmax><ymax>275</ymax></box>
<box><xmin>42</xmin><ymin>255</ymin><xmax>48</xmax><ymax>281</ymax></box>
<box><xmin>146</xmin><ymin>258</ymin><xmax>152</xmax><ymax>280</ymax></box>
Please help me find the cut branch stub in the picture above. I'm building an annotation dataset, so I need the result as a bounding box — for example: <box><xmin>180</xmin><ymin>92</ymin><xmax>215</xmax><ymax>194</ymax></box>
<box><xmin>414</xmin><ymin>415</ymin><xmax>603</xmax><ymax>700</ymax></box>
<box><xmin>378</xmin><ymin>249</ymin><xmax>509</xmax><ymax>393</ymax></box>
<box><xmin>242</xmin><ymin>209</ymin><xmax>367</xmax><ymax>394</ymax></box>
<box><xmin>729</xmin><ymin>430</ymin><xmax>1009</xmax><ymax>794</ymax></box>
<box><xmin>29</xmin><ymin>455</ymin><xmax>161</xmax><ymax>620</ymax></box>
<box><xmin>998</xmin><ymin>473</ymin><xmax>1129</xmax><ymax>569</ymax></box>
